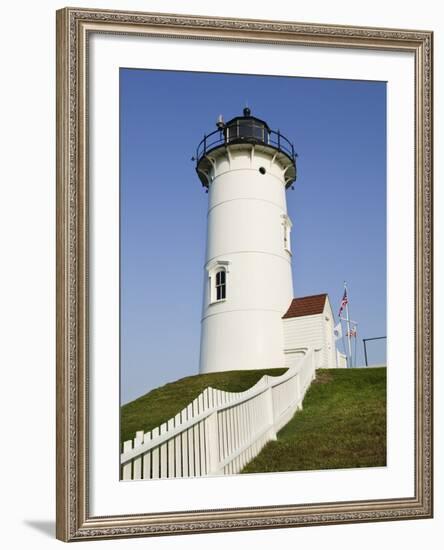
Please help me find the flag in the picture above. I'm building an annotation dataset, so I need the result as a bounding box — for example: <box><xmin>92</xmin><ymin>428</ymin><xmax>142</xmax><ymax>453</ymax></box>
<box><xmin>338</xmin><ymin>288</ymin><xmax>348</xmax><ymax>317</ymax></box>
<box><xmin>333</xmin><ymin>322</ymin><xmax>342</xmax><ymax>340</ymax></box>
<box><xmin>347</xmin><ymin>328</ymin><xmax>357</xmax><ymax>337</ymax></box>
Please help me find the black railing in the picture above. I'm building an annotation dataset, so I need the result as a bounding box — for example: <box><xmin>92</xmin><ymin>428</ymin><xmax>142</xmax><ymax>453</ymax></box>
<box><xmin>196</xmin><ymin>121</ymin><xmax>296</xmax><ymax>166</ymax></box>
<box><xmin>363</xmin><ymin>336</ymin><xmax>387</xmax><ymax>367</ymax></box>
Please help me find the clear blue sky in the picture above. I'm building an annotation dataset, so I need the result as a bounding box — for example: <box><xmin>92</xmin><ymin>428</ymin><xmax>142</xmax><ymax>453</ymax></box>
<box><xmin>120</xmin><ymin>68</ymin><xmax>386</xmax><ymax>404</ymax></box>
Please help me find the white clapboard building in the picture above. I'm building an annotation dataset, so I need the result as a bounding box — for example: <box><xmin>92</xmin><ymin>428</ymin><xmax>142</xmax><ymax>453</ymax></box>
<box><xmin>195</xmin><ymin>108</ymin><xmax>342</xmax><ymax>374</ymax></box>
<box><xmin>282</xmin><ymin>294</ymin><xmax>338</xmax><ymax>370</ymax></box>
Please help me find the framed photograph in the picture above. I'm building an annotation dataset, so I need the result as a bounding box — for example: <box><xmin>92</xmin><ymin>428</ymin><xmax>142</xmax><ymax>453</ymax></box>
<box><xmin>56</xmin><ymin>7</ymin><xmax>433</xmax><ymax>542</ymax></box>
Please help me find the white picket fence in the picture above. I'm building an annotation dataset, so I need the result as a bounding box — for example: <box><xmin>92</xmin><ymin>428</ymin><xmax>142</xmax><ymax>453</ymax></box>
<box><xmin>121</xmin><ymin>347</ymin><xmax>316</xmax><ymax>480</ymax></box>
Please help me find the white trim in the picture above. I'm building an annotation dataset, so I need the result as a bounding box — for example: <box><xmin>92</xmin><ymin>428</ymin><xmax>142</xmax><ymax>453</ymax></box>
<box><xmin>207</xmin><ymin>261</ymin><xmax>229</xmax><ymax>304</ymax></box>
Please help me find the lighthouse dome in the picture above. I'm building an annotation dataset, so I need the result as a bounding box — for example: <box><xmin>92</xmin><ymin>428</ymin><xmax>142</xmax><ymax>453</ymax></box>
<box><xmin>195</xmin><ymin>108</ymin><xmax>297</xmax><ymax>189</ymax></box>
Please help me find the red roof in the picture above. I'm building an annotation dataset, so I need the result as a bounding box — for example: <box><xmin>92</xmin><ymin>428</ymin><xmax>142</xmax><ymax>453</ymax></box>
<box><xmin>282</xmin><ymin>294</ymin><xmax>328</xmax><ymax>319</ymax></box>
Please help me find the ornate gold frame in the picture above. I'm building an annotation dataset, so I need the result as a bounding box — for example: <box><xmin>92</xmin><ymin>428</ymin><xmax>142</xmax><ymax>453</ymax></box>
<box><xmin>56</xmin><ymin>7</ymin><xmax>433</xmax><ymax>542</ymax></box>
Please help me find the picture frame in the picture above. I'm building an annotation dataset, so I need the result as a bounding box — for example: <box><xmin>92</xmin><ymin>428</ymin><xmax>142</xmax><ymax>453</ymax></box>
<box><xmin>56</xmin><ymin>7</ymin><xmax>433</xmax><ymax>542</ymax></box>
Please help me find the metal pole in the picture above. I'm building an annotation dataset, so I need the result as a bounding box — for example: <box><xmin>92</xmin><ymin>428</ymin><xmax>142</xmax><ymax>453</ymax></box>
<box><xmin>354</xmin><ymin>331</ymin><xmax>357</xmax><ymax>367</ymax></box>
<box><xmin>344</xmin><ymin>281</ymin><xmax>352</xmax><ymax>368</ymax></box>
<box><xmin>340</xmin><ymin>319</ymin><xmax>347</xmax><ymax>358</ymax></box>
<box><xmin>362</xmin><ymin>336</ymin><xmax>386</xmax><ymax>367</ymax></box>
<box><xmin>363</xmin><ymin>339</ymin><xmax>369</xmax><ymax>367</ymax></box>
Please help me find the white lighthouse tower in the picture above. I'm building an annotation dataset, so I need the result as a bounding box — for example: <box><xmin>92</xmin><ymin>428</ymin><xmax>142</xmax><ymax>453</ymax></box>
<box><xmin>196</xmin><ymin>108</ymin><xmax>297</xmax><ymax>374</ymax></box>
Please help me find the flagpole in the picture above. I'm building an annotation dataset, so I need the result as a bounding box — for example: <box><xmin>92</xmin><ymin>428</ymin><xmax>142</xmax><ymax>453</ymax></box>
<box><xmin>354</xmin><ymin>328</ymin><xmax>357</xmax><ymax>367</ymax></box>
<box><xmin>344</xmin><ymin>281</ymin><xmax>352</xmax><ymax>368</ymax></box>
<box><xmin>337</xmin><ymin>316</ymin><xmax>345</xmax><ymax>358</ymax></box>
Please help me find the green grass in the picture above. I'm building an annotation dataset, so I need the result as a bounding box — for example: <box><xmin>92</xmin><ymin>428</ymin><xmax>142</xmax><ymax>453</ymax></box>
<box><xmin>121</xmin><ymin>367</ymin><xmax>386</xmax><ymax>472</ymax></box>
<box><xmin>241</xmin><ymin>367</ymin><xmax>386</xmax><ymax>473</ymax></box>
<box><xmin>120</xmin><ymin>367</ymin><xmax>287</xmax><ymax>448</ymax></box>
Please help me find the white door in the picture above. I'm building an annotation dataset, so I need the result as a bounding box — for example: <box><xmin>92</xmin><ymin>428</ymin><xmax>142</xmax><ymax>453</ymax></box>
<box><xmin>284</xmin><ymin>349</ymin><xmax>306</xmax><ymax>369</ymax></box>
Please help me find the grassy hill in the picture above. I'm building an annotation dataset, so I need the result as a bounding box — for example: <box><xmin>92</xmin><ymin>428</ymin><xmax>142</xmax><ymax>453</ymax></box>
<box><xmin>242</xmin><ymin>367</ymin><xmax>386</xmax><ymax>473</ymax></box>
<box><xmin>120</xmin><ymin>367</ymin><xmax>287</xmax><ymax>447</ymax></box>
<box><xmin>121</xmin><ymin>367</ymin><xmax>386</xmax><ymax>472</ymax></box>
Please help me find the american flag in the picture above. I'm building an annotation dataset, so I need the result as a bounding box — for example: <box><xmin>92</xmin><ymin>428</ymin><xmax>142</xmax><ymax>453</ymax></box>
<box><xmin>338</xmin><ymin>289</ymin><xmax>348</xmax><ymax>317</ymax></box>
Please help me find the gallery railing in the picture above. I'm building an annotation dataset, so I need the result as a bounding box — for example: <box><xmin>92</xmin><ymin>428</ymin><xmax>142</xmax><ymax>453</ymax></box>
<box><xmin>195</xmin><ymin>123</ymin><xmax>297</xmax><ymax>168</ymax></box>
<box><xmin>120</xmin><ymin>347</ymin><xmax>316</xmax><ymax>480</ymax></box>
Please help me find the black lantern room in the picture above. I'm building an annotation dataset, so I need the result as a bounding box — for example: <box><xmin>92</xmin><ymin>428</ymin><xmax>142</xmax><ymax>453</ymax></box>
<box><xmin>195</xmin><ymin>107</ymin><xmax>297</xmax><ymax>188</ymax></box>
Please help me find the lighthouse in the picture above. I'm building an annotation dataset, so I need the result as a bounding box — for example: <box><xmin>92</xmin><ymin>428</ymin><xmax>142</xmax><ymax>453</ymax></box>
<box><xmin>195</xmin><ymin>108</ymin><xmax>297</xmax><ymax>374</ymax></box>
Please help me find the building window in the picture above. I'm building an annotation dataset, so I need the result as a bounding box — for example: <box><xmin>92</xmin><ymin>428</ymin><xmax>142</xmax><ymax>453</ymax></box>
<box><xmin>284</xmin><ymin>225</ymin><xmax>291</xmax><ymax>252</ymax></box>
<box><xmin>207</xmin><ymin>260</ymin><xmax>230</xmax><ymax>304</ymax></box>
<box><xmin>282</xmin><ymin>214</ymin><xmax>292</xmax><ymax>254</ymax></box>
<box><xmin>215</xmin><ymin>269</ymin><xmax>226</xmax><ymax>301</ymax></box>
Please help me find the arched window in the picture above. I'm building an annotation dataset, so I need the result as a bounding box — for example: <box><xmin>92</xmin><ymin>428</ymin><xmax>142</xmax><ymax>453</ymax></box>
<box><xmin>207</xmin><ymin>260</ymin><xmax>230</xmax><ymax>304</ymax></box>
<box><xmin>215</xmin><ymin>269</ymin><xmax>226</xmax><ymax>301</ymax></box>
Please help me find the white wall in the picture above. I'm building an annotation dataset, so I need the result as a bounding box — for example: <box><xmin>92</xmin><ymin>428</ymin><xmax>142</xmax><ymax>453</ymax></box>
<box><xmin>200</xmin><ymin>147</ymin><xmax>294</xmax><ymax>372</ymax></box>
<box><xmin>1</xmin><ymin>1</ymin><xmax>442</xmax><ymax>550</ymax></box>
<box><xmin>283</xmin><ymin>298</ymin><xmax>337</xmax><ymax>368</ymax></box>
<box><xmin>323</xmin><ymin>297</ymin><xmax>337</xmax><ymax>368</ymax></box>
<box><xmin>337</xmin><ymin>350</ymin><xmax>348</xmax><ymax>368</ymax></box>
<box><xmin>284</xmin><ymin>313</ymin><xmax>325</xmax><ymax>361</ymax></box>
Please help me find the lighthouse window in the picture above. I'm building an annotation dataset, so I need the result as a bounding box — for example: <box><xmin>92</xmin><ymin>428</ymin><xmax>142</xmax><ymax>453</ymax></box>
<box><xmin>284</xmin><ymin>225</ymin><xmax>291</xmax><ymax>252</ymax></box>
<box><xmin>207</xmin><ymin>261</ymin><xmax>230</xmax><ymax>304</ymax></box>
<box><xmin>215</xmin><ymin>270</ymin><xmax>226</xmax><ymax>301</ymax></box>
<box><xmin>282</xmin><ymin>215</ymin><xmax>292</xmax><ymax>254</ymax></box>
